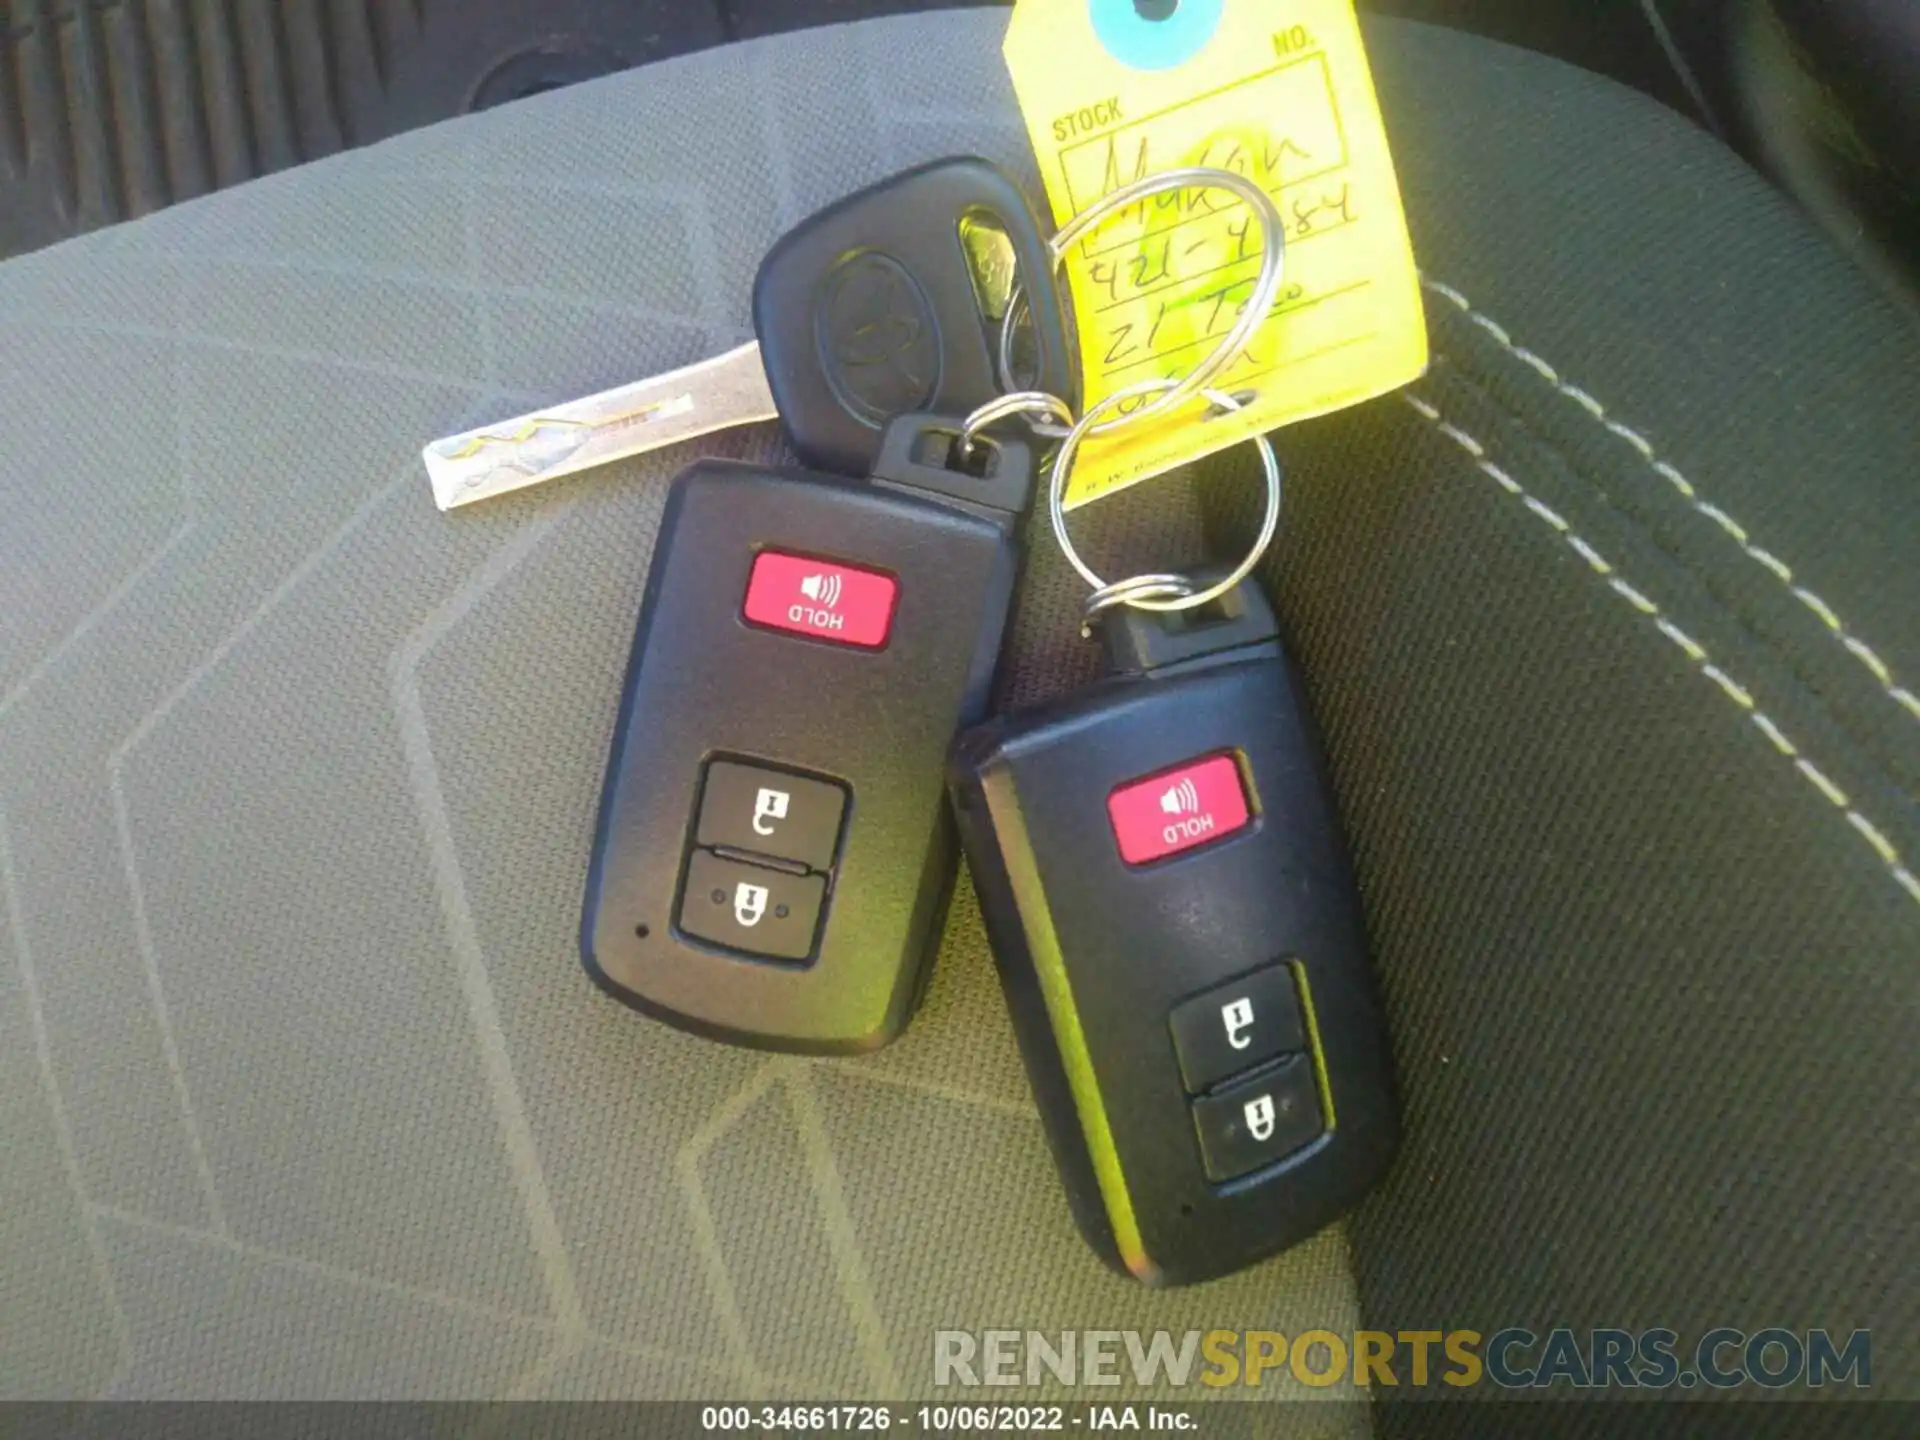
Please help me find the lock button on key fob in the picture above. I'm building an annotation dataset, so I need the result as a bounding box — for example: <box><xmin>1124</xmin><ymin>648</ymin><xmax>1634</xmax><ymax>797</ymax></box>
<box><xmin>1168</xmin><ymin>965</ymin><xmax>1306</xmax><ymax>1094</ymax></box>
<box><xmin>678</xmin><ymin>851</ymin><xmax>827</xmax><ymax>962</ymax></box>
<box><xmin>1192</xmin><ymin>1058</ymin><xmax>1324</xmax><ymax>1183</ymax></box>
<box><xmin>695</xmin><ymin>762</ymin><xmax>847</xmax><ymax>872</ymax></box>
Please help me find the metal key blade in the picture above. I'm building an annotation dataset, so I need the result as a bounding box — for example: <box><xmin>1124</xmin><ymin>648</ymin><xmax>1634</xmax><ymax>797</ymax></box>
<box><xmin>423</xmin><ymin>341</ymin><xmax>777</xmax><ymax>511</ymax></box>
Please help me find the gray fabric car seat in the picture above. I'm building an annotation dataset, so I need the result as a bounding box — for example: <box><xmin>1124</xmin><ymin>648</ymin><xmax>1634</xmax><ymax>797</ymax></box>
<box><xmin>0</xmin><ymin>6</ymin><xmax>1913</xmax><ymax>1425</ymax></box>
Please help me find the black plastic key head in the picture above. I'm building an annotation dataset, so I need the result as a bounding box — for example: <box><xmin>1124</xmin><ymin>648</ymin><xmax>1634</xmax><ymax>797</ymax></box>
<box><xmin>754</xmin><ymin>157</ymin><xmax>1074</xmax><ymax>476</ymax></box>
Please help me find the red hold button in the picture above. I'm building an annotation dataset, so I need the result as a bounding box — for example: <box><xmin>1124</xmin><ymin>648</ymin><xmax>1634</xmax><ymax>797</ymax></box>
<box><xmin>742</xmin><ymin>551</ymin><xmax>898</xmax><ymax>649</ymax></box>
<box><xmin>1108</xmin><ymin>753</ymin><xmax>1251</xmax><ymax>866</ymax></box>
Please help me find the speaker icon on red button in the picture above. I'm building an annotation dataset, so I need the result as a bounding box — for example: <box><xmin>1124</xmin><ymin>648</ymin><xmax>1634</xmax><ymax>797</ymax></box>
<box><xmin>743</xmin><ymin>550</ymin><xmax>897</xmax><ymax>649</ymax></box>
<box><xmin>1108</xmin><ymin>753</ymin><xmax>1253</xmax><ymax>866</ymax></box>
<box><xmin>798</xmin><ymin>572</ymin><xmax>842</xmax><ymax>607</ymax></box>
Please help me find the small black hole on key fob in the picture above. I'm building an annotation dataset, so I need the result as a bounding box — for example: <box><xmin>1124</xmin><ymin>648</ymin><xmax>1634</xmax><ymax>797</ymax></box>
<box><xmin>908</xmin><ymin>427</ymin><xmax>997</xmax><ymax>479</ymax></box>
<box><xmin>1155</xmin><ymin>590</ymin><xmax>1245</xmax><ymax>636</ymax></box>
<box><xmin>870</xmin><ymin>417</ymin><xmax>1032</xmax><ymax>517</ymax></box>
<box><xmin>948</xmin><ymin>433</ymin><xmax>998</xmax><ymax>480</ymax></box>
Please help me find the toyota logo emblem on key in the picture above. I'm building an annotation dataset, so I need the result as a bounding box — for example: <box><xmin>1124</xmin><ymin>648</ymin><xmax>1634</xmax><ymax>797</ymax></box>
<box><xmin>816</xmin><ymin>251</ymin><xmax>941</xmax><ymax>426</ymax></box>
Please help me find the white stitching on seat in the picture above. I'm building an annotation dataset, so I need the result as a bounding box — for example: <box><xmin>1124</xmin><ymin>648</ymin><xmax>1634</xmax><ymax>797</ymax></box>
<box><xmin>1403</xmin><ymin>391</ymin><xmax>1920</xmax><ymax>909</ymax></box>
<box><xmin>1656</xmin><ymin>618</ymin><xmax>1708</xmax><ymax>663</ymax></box>
<box><xmin>1610</xmin><ymin>578</ymin><xmax>1659</xmax><ymax>615</ymax></box>
<box><xmin>1437</xmin><ymin>422</ymin><xmax>1485</xmax><ymax>457</ymax></box>
<box><xmin>1524</xmin><ymin>497</ymin><xmax>1572</xmax><ymax>533</ymax></box>
<box><xmin>1422</xmin><ymin>276</ymin><xmax>1920</xmax><ymax>727</ymax></box>
<box><xmin>1567</xmin><ymin>537</ymin><xmax>1612</xmax><ymax>575</ymax></box>
<box><xmin>1752</xmin><ymin>713</ymin><xmax>1798</xmax><ymax>757</ymax></box>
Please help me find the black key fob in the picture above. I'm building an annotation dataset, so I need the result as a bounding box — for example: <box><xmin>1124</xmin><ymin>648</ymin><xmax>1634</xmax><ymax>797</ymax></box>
<box><xmin>582</xmin><ymin>418</ymin><xmax>1034</xmax><ymax>1052</ymax></box>
<box><xmin>755</xmin><ymin>156</ymin><xmax>1076</xmax><ymax>477</ymax></box>
<box><xmin>948</xmin><ymin>582</ymin><xmax>1399</xmax><ymax>1285</ymax></box>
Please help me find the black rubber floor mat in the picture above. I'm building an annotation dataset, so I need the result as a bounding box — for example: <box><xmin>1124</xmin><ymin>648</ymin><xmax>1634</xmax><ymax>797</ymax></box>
<box><xmin>0</xmin><ymin>0</ymin><xmax>727</xmax><ymax>260</ymax></box>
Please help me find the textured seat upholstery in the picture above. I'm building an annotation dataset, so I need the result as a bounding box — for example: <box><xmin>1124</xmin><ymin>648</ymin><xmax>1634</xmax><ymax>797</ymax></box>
<box><xmin>0</xmin><ymin>8</ymin><xmax>1912</xmax><ymax>1421</ymax></box>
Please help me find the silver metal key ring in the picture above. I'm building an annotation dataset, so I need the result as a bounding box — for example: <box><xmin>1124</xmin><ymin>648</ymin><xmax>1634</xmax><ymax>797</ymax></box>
<box><xmin>1049</xmin><ymin>380</ymin><xmax>1283</xmax><ymax>624</ymax></box>
<box><xmin>1082</xmin><ymin>574</ymin><xmax>1197</xmax><ymax>633</ymax></box>
<box><xmin>959</xmin><ymin>391</ymin><xmax>1075</xmax><ymax>450</ymax></box>
<box><xmin>999</xmin><ymin>167</ymin><xmax>1286</xmax><ymax>435</ymax></box>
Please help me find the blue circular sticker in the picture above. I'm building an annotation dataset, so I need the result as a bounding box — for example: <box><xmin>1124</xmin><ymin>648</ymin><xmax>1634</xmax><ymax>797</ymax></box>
<box><xmin>1089</xmin><ymin>0</ymin><xmax>1225</xmax><ymax>72</ymax></box>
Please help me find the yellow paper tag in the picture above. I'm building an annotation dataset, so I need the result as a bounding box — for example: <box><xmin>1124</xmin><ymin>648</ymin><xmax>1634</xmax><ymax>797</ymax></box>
<box><xmin>1004</xmin><ymin>0</ymin><xmax>1427</xmax><ymax>507</ymax></box>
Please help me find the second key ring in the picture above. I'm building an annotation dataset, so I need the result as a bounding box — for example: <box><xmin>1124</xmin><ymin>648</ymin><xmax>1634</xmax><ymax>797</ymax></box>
<box><xmin>1000</xmin><ymin>167</ymin><xmax>1287</xmax><ymax>435</ymax></box>
<box><xmin>1050</xmin><ymin>379</ymin><xmax>1283</xmax><ymax>628</ymax></box>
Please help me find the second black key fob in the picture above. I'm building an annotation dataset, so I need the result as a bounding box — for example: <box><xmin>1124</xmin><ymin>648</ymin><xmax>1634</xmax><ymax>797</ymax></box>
<box><xmin>948</xmin><ymin>581</ymin><xmax>1399</xmax><ymax>1285</ymax></box>
<box><xmin>582</xmin><ymin>418</ymin><xmax>1034</xmax><ymax>1052</ymax></box>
